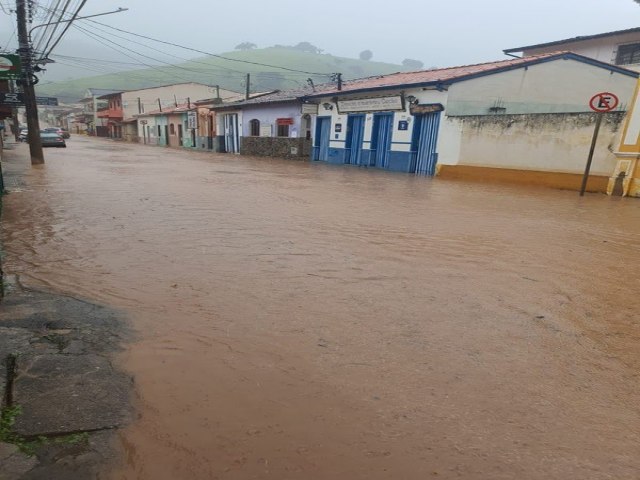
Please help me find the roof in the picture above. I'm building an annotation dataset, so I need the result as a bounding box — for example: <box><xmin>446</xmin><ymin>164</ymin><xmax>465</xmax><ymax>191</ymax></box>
<box><xmin>302</xmin><ymin>52</ymin><xmax>639</xmax><ymax>99</ymax></box>
<box><xmin>209</xmin><ymin>89</ymin><xmax>308</xmax><ymax>110</ymax></box>
<box><xmin>97</xmin><ymin>91</ymin><xmax>125</xmax><ymax>99</ymax></box>
<box><xmin>121</xmin><ymin>82</ymin><xmax>239</xmax><ymax>95</ymax></box>
<box><xmin>194</xmin><ymin>91</ymin><xmax>273</xmax><ymax>107</ymax></box>
<box><xmin>85</xmin><ymin>88</ymin><xmax>122</xmax><ymax>98</ymax></box>
<box><xmin>136</xmin><ymin>103</ymin><xmax>193</xmax><ymax>117</ymax></box>
<box><xmin>504</xmin><ymin>27</ymin><xmax>640</xmax><ymax>54</ymax></box>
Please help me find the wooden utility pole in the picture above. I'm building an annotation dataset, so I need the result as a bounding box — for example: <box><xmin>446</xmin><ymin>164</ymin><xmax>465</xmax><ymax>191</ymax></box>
<box><xmin>16</xmin><ymin>0</ymin><xmax>44</xmax><ymax>165</ymax></box>
<box><xmin>245</xmin><ymin>74</ymin><xmax>250</xmax><ymax>100</ymax></box>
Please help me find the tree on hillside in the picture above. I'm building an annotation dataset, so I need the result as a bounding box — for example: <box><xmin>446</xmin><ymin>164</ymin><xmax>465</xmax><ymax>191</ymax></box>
<box><xmin>359</xmin><ymin>50</ymin><xmax>373</xmax><ymax>61</ymax></box>
<box><xmin>402</xmin><ymin>58</ymin><xmax>424</xmax><ymax>70</ymax></box>
<box><xmin>293</xmin><ymin>42</ymin><xmax>321</xmax><ymax>54</ymax></box>
<box><xmin>235</xmin><ymin>42</ymin><xmax>257</xmax><ymax>50</ymax></box>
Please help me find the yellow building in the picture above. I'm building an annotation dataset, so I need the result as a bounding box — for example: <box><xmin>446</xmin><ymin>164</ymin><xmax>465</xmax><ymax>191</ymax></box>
<box><xmin>609</xmin><ymin>80</ymin><xmax>640</xmax><ymax>197</ymax></box>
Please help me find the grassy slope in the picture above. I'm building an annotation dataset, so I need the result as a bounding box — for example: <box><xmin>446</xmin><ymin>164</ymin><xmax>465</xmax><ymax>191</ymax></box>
<box><xmin>36</xmin><ymin>47</ymin><xmax>405</xmax><ymax>103</ymax></box>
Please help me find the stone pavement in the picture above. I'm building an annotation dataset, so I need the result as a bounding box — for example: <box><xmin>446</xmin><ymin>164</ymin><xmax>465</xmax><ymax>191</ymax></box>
<box><xmin>1</xmin><ymin>141</ymin><xmax>133</xmax><ymax>479</ymax></box>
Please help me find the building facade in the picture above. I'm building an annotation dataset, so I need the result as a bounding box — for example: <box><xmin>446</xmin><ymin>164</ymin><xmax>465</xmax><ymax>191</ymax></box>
<box><xmin>304</xmin><ymin>52</ymin><xmax>638</xmax><ymax>192</ymax></box>
<box><xmin>211</xmin><ymin>89</ymin><xmax>314</xmax><ymax>158</ymax></box>
<box><xmin>504</xmin><ymin>27</ymin><xmax>640</xmax><ymax>71</ymax></box>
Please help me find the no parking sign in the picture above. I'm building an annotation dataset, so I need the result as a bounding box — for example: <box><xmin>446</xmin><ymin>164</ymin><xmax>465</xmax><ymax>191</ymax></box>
<box><xmin>589</xmin><ymin>92</ymin><xmax>619</xmax><ymax>113</ymax></box>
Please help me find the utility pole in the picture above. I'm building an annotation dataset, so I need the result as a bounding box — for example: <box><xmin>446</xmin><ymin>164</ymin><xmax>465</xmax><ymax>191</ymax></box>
<box><xmin>245</xmin><ymin>73</ymin><xmax>250</xmax><ymax>100</ymax></box>
<box><xmin>16</xmin><ymin>0</ymin><xmax>44</xmax><ymax>165</ymax></box>
<box><xmin>9</xmin><ymin>80</ymin><xmax>21</xmax><ymax>141</ymax></box>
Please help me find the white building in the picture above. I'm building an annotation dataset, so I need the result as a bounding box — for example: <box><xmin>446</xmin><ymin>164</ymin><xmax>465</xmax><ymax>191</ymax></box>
<box><xmin>503</xmin><ymin>27</ymin><xmax>640</xmax><ymax>71</ymax></box>
<box><xmin>305</xmin><ymin>52</ymin><xmax>638</xmax><ymax>192</ymax></box>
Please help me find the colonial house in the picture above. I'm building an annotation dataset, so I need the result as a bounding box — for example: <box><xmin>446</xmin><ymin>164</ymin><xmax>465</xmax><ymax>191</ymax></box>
<box><xmin>97</xmin><ymin>91</ymin><xmax>124</xmax><ymax>139</ymax></box>
<box><xmin>81</xmin><ymin>88</ymin><xmax>120</xmax><ymax>135</ymax></box>
<box><xmin>211</xmin><ymin>89</ymin><xmax>314</xmax><ymax>158</ymax></box>
<box><xmin>504</xmin><ymin>27</ymin><xmax>640</xmax><ymax>71</ymax></box>
<box><xmin>304</xmin><ymin>52</ymin><xmax>638</xmax><ymax>192</ymax></box>
<box><xmin>192</xmin><ymin>91</ymin><xmax>253</xmax><ymax>151</ymax></box>
<box><xmin>97</xmin><ymin>83</ymin><xmax>240</xmax><ymax>143</ymax></box>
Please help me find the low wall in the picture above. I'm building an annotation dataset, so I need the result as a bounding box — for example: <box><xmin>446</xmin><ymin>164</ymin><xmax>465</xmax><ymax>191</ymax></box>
<box><xmin>240</xmin><ymin>137</ymin><xmax>312</xmax><ymax>160</ymax></box>
<box><xmin>443</xmin><ymin>112</ymin><xmax>625</xmax><ymax>192</ymax></box>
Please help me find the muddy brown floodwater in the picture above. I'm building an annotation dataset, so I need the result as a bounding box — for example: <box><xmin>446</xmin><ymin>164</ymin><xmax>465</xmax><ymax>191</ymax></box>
<box><xmin>2</xmin><ymin>136</ymin><xmax>640</xmax><ymax>479</ymax></box>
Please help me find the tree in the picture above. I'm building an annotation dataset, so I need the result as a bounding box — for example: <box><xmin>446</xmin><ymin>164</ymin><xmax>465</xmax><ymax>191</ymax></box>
<box><xmin>235</xmin><ymin>42</ymin><xmax>257</xmax><ymax>51</ymax></box>
<box><xmin>402</xmin><ymin>58</ymin><xmax>424</xmax><ymax>70</ymax></box>
<box><xmin>359</xmin><ymin>50</ymin><xmax>373</xmax><ymax>61</ymax></box>
<box><xmin>293</xmin><ymin>42</ymin><xmax>321</xmax><ymax>54</ymax></box>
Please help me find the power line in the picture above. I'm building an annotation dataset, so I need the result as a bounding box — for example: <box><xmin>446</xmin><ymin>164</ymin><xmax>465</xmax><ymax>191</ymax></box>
<box><xmin>84</xmin><ymin>18</ymin><xmax>334</xmax><ymax>78</ymax></box>
<box><xmin>41</xmin><ymin>0</ymin><xmax>86</xmax><ymax>58</ymax></box>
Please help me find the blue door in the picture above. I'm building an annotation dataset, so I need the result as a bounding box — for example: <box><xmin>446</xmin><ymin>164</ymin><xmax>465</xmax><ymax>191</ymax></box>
<box><xmin>314</xmin><ymin>117</ymin><xmax>331</xmax><ymax>161</ymax></box>
<box><xmin>346</xmin><ymin>115</ymin><xmax>365</xmax><ymax>165</ymax></box>
<box><xmin>412</xmin><ymin>112</ymin><xmax>441</xmax><ymax>176</ymax></box>
<box><xmin>372</xmin><ymin>114</ymin><xmax>393</xmax><ymax>168</ymax></box>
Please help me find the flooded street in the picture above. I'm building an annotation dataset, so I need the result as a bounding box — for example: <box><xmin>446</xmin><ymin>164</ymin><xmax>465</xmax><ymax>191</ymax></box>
<box><xmin>2</xmin><ymin>136</ymin><xmax>640</xmax><ymax>479</ymax></box>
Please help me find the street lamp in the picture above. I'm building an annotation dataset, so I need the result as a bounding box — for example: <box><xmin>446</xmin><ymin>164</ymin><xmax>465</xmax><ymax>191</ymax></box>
<box><xmin>30</xmin><ymin>8</ymin><xmax>129</xmax><ymax>63</ymax></box>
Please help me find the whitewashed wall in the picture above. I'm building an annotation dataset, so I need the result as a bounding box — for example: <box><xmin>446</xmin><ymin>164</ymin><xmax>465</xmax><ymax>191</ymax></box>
<box><xmin>446</xmin><ymin>58</ymin><xmax>638</xmax><ymax>116</ymax></box>
<box><xmin>522</xmin><ymin>31</ymin><xmax>640</xmax><ymax>70</ymax></box>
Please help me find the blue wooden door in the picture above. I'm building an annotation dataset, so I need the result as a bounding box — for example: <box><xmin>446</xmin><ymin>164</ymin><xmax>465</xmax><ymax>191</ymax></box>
<box><xmin>412</xmin><ymin>112</ymin><xmax>441</xmax><ymax>176</ymax></box>
<box><xmin>372</xmin><ymin>114</ymin><xmax>393</xmax><ymax>168</ymax></box>
<box><xmin>346</xmin><ymin>115</ymin><xmax>365</xmax><ymax>165</ymax></box>
<box><xmin>315</xmin><ymin>117</ymin><xmax>331</xmax><ymax>161</ymax></box>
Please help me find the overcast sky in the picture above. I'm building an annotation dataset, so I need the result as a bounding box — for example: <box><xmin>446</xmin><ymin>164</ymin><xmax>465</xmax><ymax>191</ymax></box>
<box><xmin>1</xmin><ymin>0</ymin><xmax>640</xmax><ymax>81</ymax></box>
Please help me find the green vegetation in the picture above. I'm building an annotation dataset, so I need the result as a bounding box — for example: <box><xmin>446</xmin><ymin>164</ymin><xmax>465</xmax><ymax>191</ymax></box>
<box><xmin>36</xmin><ymin>47</ymin><xmax>407</xmax><ymax>103</ymax></box>
<box><xmin>0</xmin><ymin>405</ymin><xmax>90</xmax><ymax>456</ymax></box>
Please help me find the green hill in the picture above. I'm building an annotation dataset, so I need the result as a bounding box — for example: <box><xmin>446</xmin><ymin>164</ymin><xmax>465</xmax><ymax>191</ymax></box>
<box><xmin>36</xmin><ymin>47</ymin><xmax>408</xmax><ymax>103</ymax></box>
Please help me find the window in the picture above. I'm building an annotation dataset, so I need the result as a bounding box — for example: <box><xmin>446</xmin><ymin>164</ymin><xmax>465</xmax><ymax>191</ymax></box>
<box><xmin>170</xmin><ymin>123</ymin><xmax>175</xmax><ymax>135</ymax></box>
<box><xmin>277</xmin><ymin>124</ymin><xmax>289</xmax><ymax>137</ymax></box>
<box><xmin>249</xmin><ymin>119</ymin><xmax>260</xmax><ymax>136</ymax></box>
<box><xmin>276</xmin><ymin>118</ymin><xmax>293</xmax><ymax>137</ymax></box>
<box><xmin>616</xmin><ymin>43</ymin><xmax>640</xmax><ymax>65</ymax></box>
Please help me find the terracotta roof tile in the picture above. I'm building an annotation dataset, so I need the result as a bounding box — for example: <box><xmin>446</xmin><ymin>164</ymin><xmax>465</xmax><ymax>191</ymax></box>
<box><xmin>304</xmin><ymin>52</ymin><xmax>638</xmax><ymax>98</ymax></box>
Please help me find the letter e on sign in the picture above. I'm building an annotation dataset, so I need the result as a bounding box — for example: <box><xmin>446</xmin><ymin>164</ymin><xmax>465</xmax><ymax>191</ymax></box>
<box><xmin>589</xmin><ymin>92</ymin><xmax>619</xmax><ymax>113</ymax></box>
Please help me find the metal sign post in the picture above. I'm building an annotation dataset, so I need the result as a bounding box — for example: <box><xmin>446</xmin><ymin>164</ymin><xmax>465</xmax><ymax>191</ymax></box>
<box><xmin>581</xmin><ymin>92</ymin><xmax>620</xmax><ymax>196</ymax></box>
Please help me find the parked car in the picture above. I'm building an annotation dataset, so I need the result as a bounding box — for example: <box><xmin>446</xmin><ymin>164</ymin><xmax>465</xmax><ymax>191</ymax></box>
<box><xmin>40</xmin><ymin>131</ymin><xmax>66</xmax><ymax>148</ymax></box>
<box><xmin>44</xmin><ymin>127</ymin><xmax>70</xmax><ymax>139</ymax></box>
<box><xmin>18</xmin><ymin>128</ymin><xmax>28</xmax><ymax>142</ymax></box>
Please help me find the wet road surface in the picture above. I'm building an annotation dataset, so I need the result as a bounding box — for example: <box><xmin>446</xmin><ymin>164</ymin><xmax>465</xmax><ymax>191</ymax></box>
<box><xmin>2</xmin><ymin>136</ymin><xmax>640</xmax><ymax>479</ymax></box>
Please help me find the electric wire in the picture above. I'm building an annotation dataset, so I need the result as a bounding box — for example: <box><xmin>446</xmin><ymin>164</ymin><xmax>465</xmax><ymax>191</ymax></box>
<box><xmin>84</xmin><ymin>18</ymin><xmax>334</xmax><ymax>77</ymax></box>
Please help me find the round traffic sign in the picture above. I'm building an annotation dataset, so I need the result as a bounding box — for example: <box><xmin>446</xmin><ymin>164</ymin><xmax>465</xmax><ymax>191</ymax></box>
<box><xmin>589</xmin><ymin>92</ymin><xmax>619</xmax><ymax>113</ymax></box>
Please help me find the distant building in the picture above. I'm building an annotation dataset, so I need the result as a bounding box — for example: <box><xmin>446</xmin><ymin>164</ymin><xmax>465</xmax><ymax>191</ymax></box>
<box><xmin>98</xmin><ymin>83</ymin><xmax>240</xmax><ymax>142</ymax></box>
<box><xmin>81</xmin><ymin>88</ymin><xmax>121</xmax><ymax>135</ymax></box>
<box><xmin>504</xmin><ymin>27</ymin><xmax>640</xmax><ymax>71</ymax></box>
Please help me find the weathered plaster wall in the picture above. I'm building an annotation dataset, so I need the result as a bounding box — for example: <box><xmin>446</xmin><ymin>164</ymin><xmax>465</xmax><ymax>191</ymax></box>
<box><xmin>450</xmin><ymin>112</ymin><xmax>625</xmax><ymax>177</ymax></box>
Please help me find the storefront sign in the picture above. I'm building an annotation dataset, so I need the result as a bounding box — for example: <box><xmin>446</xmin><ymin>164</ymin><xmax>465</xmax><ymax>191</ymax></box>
<box><xmin>0</xmin><ymin>92</ymin><xmax>24</xmax><ymax>106</ymax></box>
<box><xmin>35</xmin><ymin>96</ymin><xmax>58</xmax><ymax>106</ymax></box>
<box><xmin>0</xmin><ymin>54</ymin><xmax>21</xmax><ymax>79</ymax></box>
<box><xmin>301</xmin><ymin>103</ymin><xmax>318</xmax><ymax>115</ymax></box>
<box><xmin>337</xmin><ymin>95</ymin><xmax>403</xmax><ymax>113</ymax></box>
<box><xmin>187</xmin><ymin>111</ymin><xmax>197</xmax><ymax>129</ymax></box>
<box><xmin>277</xmin><ymin>117</ymin><xmax>294</xmax><ymax>125</ymax></box>
<box><xmin>410</xmin><ymin>103</ymin><xmax>444</xmax><ymax>115</ymax></box>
